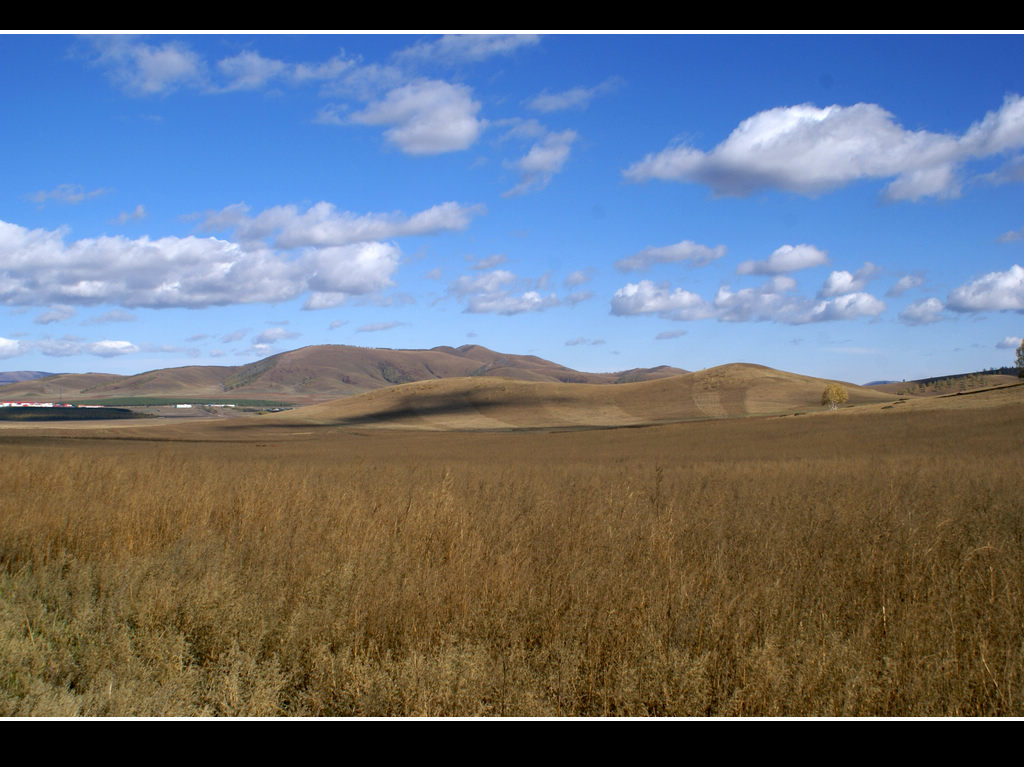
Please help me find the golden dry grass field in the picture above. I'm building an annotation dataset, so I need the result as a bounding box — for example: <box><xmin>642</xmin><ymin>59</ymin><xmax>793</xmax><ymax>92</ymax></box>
<box><xmin>1</xmin><ymin>374</ymin><xmax>1022</xmax><ymax>716</ymax></box>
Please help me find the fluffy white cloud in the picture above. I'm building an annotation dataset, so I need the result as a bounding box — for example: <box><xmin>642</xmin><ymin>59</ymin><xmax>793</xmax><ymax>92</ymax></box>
<box><xmin>615</xmin><ymin>240</ymin><xmax>726</xmax><ymax>271</ymax></box>
<box><xmin>397</xmin><ymin>34</ymin><xmax>540</xmax><ymax>63</ymax></box>
<box><xmin>960</xmin><ymin>94</ymin><xmax>1024</xmax><ymax>156</ymax></box>
<box><xmin>449</xmin><ymin>270</ymin><xmax>516</xmax><ymax>298</ymax></box>
<box><xmin>201</xmin><ymin>200</ymin><xmax>483</xmax><ymax>249</ymax></box>
<box><xmin>715</xmin><ymin>280</ymin><xmax>885</xmax><ymax>324</ymax></box>
<box><xmin>304</xmin><ymin>242</ymin><xmax>401</xmax><ymax>299</ymax></box>
<box><xmin>449</xmin><ymin>269</ymin><xmax>560</xmax><ymax>315</ymax></box>
<box><xmin>807</xmin><ymin>292</ymin><xmax>887</xmax><ymax>322</ymax></box>
<box><xmin>0</xmin><ymin>216</ymin><xmax>404</xmax><ymax>310</ymax></box>
<box><xmin>504</xmin><ymin>130</ymin><xmax>577</xmax><ymax>196</ymax></box>
<box><xmin>351</xmin><ymin>80</ymin><xmax>484</xmax><ymax>155</ymax></box>
<box><xmin>87</xmin><ymin>340</ymin><xmax>139</xmax><ymax>357</ymax></box>
<box><xmin>625</xmin><ymin>95</ymin><xmax>1024</xmax><ymax>201</ymax></box>
<box><xmin>997</xmin><ymin>335</ymin><xmax>1023</xmax><ymax>349</ymax></box>
<box><xmin>820</xmin><ymin>262</ymin><xmax>881</xmax><ymax>297</ymax></box>
<box><xmin>465</xmin><ymin>290</ymin><xmax>559</xmax><ymax>315</ymax></box>
<box><xmin>613</xmin><ymin>274</ymin><xmax>885</xmax><ymax>325</ymax></box>
<box><xmin>947</xmin><ymin>264</ymin><xmax>1024</xmax><ymax>312</ymax></box>
<box><xmin>30</xmin><ymin>337</ymin><xmax>139</xmax><ymax>358</ymax></box>
<box><xmin>899</xmin><ymin>297</ymin><xmax>945</xmax><ymax>325</ymax></box>
<box><xmin>35</xmin><ymin>338</ymin><xmax>82</xmax><ymax>357</ymax></box>
<box><xmin>0</xmin><ymin>337</ymin><xmax>21</xmax><ymax>359</ymax></box>
<box><xmin>610</xmin><ymin>280</ymin><xmax>714</xmax><ymax>321</ymax></box>
<box><xmin>737</xmin><ymin>244</ymin><xmax>829</xmax><ymax>275</ymax></box>
<box><xmin>713</xmin><ymin>277</ymin><xmax>800</xmax><ymax>323</ymax></box>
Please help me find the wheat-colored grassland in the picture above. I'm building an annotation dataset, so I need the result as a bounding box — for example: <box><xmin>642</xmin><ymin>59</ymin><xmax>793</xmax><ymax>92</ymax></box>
<box><xmin>1</xmin><ymin>382</ymin><xmax>1023</xmax><ymax>716</ymax></box>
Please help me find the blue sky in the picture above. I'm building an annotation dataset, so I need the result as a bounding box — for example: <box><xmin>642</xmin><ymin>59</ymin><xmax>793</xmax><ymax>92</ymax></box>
<box><xmin>2</xmin><ymin>32</ymin><xmax>1023</xmax><ymax>384</ymax></box>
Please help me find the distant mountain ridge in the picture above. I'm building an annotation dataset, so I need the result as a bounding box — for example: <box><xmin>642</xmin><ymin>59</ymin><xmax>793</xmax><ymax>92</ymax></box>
<box><xmin>0</xmin><ymin>344</ymin><xmax>689</xmax><ymax>405</ymax></box>
<box><xmin>0</xmin><ymin>371</ymin><xmax>55</xmax><ymax>386</ymax></box>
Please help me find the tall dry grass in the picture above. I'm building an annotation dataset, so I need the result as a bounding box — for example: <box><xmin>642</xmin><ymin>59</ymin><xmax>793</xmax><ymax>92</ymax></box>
<box><xmin>1</xmin><ymin>402</ymin><xmax>1023</xmax><ymax>716</ymax></box>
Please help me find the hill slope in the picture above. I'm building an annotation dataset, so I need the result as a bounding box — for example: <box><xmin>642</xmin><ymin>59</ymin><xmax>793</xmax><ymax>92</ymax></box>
<box><xmin>0</xmin><ymin>371</ymin><xmax>55</xmax><ymax>386</ymax></box>
<box><xmin>0</xmin><ymin>344</ymin><xmax>687</xmax><ymax>404</ymax></box>
<box><xmin>266</xmin><ymin>363</ymin><xmax>895</xmax><ymax>431</ymax></box>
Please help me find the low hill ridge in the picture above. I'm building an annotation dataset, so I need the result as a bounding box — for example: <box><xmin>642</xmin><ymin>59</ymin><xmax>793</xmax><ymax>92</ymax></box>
<box><xmin>265</xmin><ymin>363</ymin><xmax>894</xmax><ymax>430</ymax></box>
<box><xmin>0</xmin><ymin>344</ymin><xmax>689</xmax><ymax>404</ymax></box>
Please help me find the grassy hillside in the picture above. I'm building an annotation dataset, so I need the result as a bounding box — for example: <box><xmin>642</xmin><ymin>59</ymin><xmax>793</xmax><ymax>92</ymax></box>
<box><xmin>0</xmin><ymin>344</ymin><xmax>690</xmax><ymax>406</ymax></box>
<box><xmin>271</xmin><ymin>363</ymin><xmax>895</xmax><ymax>430</ymax></box>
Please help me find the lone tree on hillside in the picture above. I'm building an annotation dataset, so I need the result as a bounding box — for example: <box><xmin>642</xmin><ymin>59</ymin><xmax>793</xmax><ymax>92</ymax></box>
<box><xmin>821</xmin><ymin>382</ymin><xmax>849</xmax><ymax>410</ymax></box>
<box><xmin>1017</xmin><ymin>338</ymin><xmax>1024</xmax><ymax>377</ymax></box>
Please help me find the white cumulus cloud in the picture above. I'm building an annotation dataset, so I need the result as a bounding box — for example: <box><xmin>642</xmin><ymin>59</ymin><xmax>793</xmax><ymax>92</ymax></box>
<box><xmin>737</xmin><ymin>244</ymin><xmax>829</xmax><ymax>275</ymax></box>
<box><xmin>87</xmin><ymin>340</ymin><xmax>139</xmax><ymax>357</ymax></box>
<box><xmin>351</xmin><ymin>80</ymin><xmax>484</xmax><ymax>155</ymax></box>
<box><xmin>200</xmin><ymin>200</ymin><xmax>483</xmax><ymax>249</ymax></box>
<box><xmin>0</xmin><ymin>337</ymin><xmax>22</xmax><ymax>359</ymax></box>
<box><xmin>806</xmin><ymin>292</ymin><xmax>887</xmax><ymax>323</ymax></box>
<box><xmin>0</xmin><ymin>214</ymin><xmax>406</xmax><ymax>311</ymax></box>
<box><xmin>610</xmin><ymin>280</ymin><xmax>714</xmax><ymax>321</ymax></box>
<box><xmin>820</xmin><ymin>262</ymin><xmax>881</xmax><ymax>297</ymax></box>
<box><xmin>449</xmin><ymin>269</ymin><xmax>560</xmax><ymax>315</ymax></box>
<box><xmin>899</xmin><ymin>297</ymin><xmax>946</xmax><ymax>325</ymax></box>
<box><xmin>947</xmin><ymin>264</ymin><xmax>1024</xmax><ymax>312</ymax></box>
<box><xmin>625</xmin><ymin>94</ymin><xmax>1024</xmax><ymax>201</ymax></box>
<box><xmin>612</xmin><ymin>274</ymin><xmax>886</xmax><ymax>325</ymax></box>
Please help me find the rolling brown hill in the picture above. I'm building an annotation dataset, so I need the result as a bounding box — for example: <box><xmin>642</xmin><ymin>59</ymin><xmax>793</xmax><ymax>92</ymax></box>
<box><xmin>0</xmin><ymin>371</ymin><xmax>55</xmax><ymax>386</ymax></box>
<box><xmin>263</xmin><ymin>363</ymin><xmax>897</xmax><ymax>431</ymax></box>
<box><xmin>0</xmin><ymin>372</ymin><xmax>125</xmax><ymax>401</ymax></box>
<box><xmin>868</xmin><ymin>374</ymin><xmax>1020</xmax><ymax>396</ymax></box>
<box><xmin>0</xmin><ymin>344</ymin><xmax>689</xmax><ymax>405</ymax></box>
